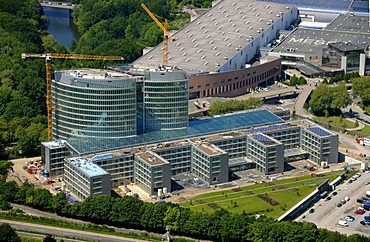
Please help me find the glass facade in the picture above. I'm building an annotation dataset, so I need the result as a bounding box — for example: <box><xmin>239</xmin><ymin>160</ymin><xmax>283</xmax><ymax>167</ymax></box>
<box><xmin>322</xmin><ymin>44</ymin><xmax>364</xmax><ymax>69</ymax></box>
<box><xmin>52</xmin><ymin>71</ymin><xmax>137</xmax><ymax>139</ymax></box>
<box><xmin>144</xmin><ymin>70</ymin><xmax>189</xmax><ymax>131</ymax></box>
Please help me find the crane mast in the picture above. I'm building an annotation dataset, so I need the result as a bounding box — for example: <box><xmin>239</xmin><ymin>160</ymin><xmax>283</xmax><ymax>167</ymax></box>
<box><xmin>21</xmin><ymin>53</ymin><xmax>124</xmax><ymax>141</ymax></box>
<box><xmin>141</xmin><ymin>3</ymin><xmax>176</xmax><ymax>65</ymax></box>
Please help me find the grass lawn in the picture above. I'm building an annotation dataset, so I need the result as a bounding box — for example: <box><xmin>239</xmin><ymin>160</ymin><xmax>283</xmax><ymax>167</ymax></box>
<box><xmin>181</xmin><ymin>171</ymin><xmax>343</xmax><ymax>218</ymax></box>
<box><xmin>314</xmin><ymin>116</ymin><xmax>358</xmax><ymax>129</ymax></box>
<box><xmin>353</xmin><ymin>123</ymin><xmax>370</xmax><ymax>136</ymax></box>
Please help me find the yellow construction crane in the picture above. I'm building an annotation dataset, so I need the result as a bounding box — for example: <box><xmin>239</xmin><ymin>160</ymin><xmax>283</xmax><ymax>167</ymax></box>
<box><xmin>21</xmin><ymin>53</ymin><xmax>125</xmax><ymax>141</ymax></box>
<box><xmin>141</xmin><ymin>3</ymin><xmax>176</xmax><ymax>65</ymax></box>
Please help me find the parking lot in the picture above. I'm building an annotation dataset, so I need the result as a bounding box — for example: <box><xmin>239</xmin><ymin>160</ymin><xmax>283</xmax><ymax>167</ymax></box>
<box><xmin>297</xmin><ymin>171</ymin><xmax>370</xmax><ymax>236</ymax></box>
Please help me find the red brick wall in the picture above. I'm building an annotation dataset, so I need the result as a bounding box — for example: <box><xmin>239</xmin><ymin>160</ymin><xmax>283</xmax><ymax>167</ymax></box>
<box><xmin>188</xmin><ymin>58</ymin><xmax>281</xmax><ymax>98</ymax></box>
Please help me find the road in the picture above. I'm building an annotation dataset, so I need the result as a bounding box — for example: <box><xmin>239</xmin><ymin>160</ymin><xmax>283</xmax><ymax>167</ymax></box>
<box><xmin>39</xmin><ymin>1</ymin><xmax>76</xmax><ymax>9</ymax></box>
<box><xmin>1</xmin><ymin>220</ymin><xmax>149</xmax><ymax>242</ymax></box>
<box><xmin>17</xmin><ymin>231</ymin><xmax>82</xmax><ymax>242</ymax></box>
<box><xmin>296</xmin><ymin>172</ymin><xmax>370</xmax><ymax>236</ymax></box>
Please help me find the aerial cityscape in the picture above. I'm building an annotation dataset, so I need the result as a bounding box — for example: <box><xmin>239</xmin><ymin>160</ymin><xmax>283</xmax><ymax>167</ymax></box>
<box><xmin>1</xmin><ymin>0</ymin><xmax>370</xmax><ymax>241</ymax></box>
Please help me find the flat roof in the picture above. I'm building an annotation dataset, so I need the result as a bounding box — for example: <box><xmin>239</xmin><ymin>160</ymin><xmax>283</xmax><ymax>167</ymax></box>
<box><xmin>295</xmin><ymin>62</ymin><xmax>325</xmax><ymax>76</ymax></box>
<box><xmin>42</xmin><ymin>140</ymin><xmax>66</xmax><ymax>149</ymax></box>
<box><xmin>67</xmin><ymin>109</ymin><xmax>284</xmax><ymax>154</ymax></box>
<box><xmin>195</xmin><ymin>143</ymin><xmax>225</xmax><ymax>156</ymax></box>
<box><xmin>258</xmin><ymin>0</ymin><xmax>352</xmax><ymax>13</ymax></box>
<box><xmin>133</xmin><ymin>0</ymin><xmax>293</xmax><ymax>74</ymax></box>
<box><xmin>136</xmin><ymin>152</ymin><xmax>167</xmax><ymax>166</ymax></box>
<box><xmin>251</xmin><ymin>133</ymin><xmax>280</xmax><ymax>146</ymax></box>
<box><xmin>306</xmin><ymin>127</ymin><xmax>331</xmax><ymax>137</ymax></box>
<box><xmin>54</xmin><ymin>69</ymin><xmax>134</xmax><ymax>87</ymax></box>
<box><xmin>273</xmin><ymin>27</ymin><xmax>370</xmax><ymax>57</ymax></box>
<box><xmin>326</xmin><ymin>14</ymin><xmax>370</xmax><ymax>33</ymax></box>
<box><xmin>67</xmin><ymin>157</ymin><xmax>109</xmax><ymax>177</ymax></box>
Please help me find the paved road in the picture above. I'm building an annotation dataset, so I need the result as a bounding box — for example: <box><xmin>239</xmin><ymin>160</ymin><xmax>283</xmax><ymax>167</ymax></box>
<box><xmin>189</xmin><ymin>83</ymin><xmax>299</xmax><ymax>114</ymax></box>
<box><xmin>296</xmin><ymin>172</ymin><xmax>370</xmax><ymax>236</ymax></box>
<box><xmin>17</xmin><ymin>231</ymin><xmax>82</xmax><ymax>242</ymax></box>
<box><xmin>1</xmin><ymin>220</ymin><xmax>148</xmax><ymax>242</ymax></box>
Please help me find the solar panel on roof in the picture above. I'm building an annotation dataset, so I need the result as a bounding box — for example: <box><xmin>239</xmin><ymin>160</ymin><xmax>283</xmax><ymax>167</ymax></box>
<box><xmin>351</xmin><ymin>1</ymin><xmax>369</xmax><ymax>15</ymax></box>
<box><xmin>253</xmin><ymin>134</ymin><xmax>277</xmax><ymax>145</ymax></box>
<box><xmin>307</xmin><ymin>127</ymin><xmax>330</xmax><ymax>137</ymax></box>
<box><xmin>68</xmin><ymin>109</ymin><xmax>284</xmax><ymax>154</ymax></box>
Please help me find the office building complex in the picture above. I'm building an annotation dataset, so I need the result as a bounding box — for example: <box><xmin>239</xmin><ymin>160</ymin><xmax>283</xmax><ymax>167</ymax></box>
<box><xmin>41</xmin><ymin>141</ymin><xmax>69</xmax><ymax>177</ymax></box>
<box><xmin>52</xmin><ymin>69</ymin><xmax>137</xmax><ymax>139</ymax></box>
<box><xmin>63</xmin><ymin>157</ymin><xmax>111</xmax><ymax>200</ymax></box>
<box><xmin>301</xmin><ymin>125</ymin><xmax>338</xmax><ymax>166</ymax></box>
<box><xmin>42</xmin><ymin>109</ymin><xmax>339</xmax><ymax>199</ymax></box>
<box><xmin>191</xmin><ymin>143</ymin><xmax>229</xmax><ymax>184</ymax></box>
<box><xmin>143</xmin><ymin>70</ymin><xmax>189</xmax><ymax>131</ymax></box>
<box><xmin>134</xmin><ymin>151</ymin><xmax>171</xmax><ymax>196</ymax></box>
<box><xmin>247</xmin><ymin>133</ymin><xmax>284</xmax><ymax>175</ymax></box>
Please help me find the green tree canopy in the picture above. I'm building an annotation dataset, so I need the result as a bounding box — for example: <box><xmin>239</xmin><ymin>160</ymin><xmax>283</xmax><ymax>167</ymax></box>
<box><xmin>208</xmin><ymin>97</ymin><xmax>263</xmax><ymax>115</ymax></box>
<box><xmin>309</xmin><ymin>84</ymin><xmax>351</xmax><ymax>116</ymax></box>
<box><xmin>0</xmin><ymin>160</ymin><xmax>14</xmax><ymax>182</ymax></box>
<box><xmin>0</xmin><ymin>223</ymin><xmax>21</xmax><ymax>242</ymax></box>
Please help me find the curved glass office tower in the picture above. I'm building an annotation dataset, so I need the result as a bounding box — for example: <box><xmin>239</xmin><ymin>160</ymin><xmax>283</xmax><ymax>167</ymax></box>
<box><xmin>52</xmin><ymin>69</ymin><xmax>137</xmax><ymax>139</ymax></box>
<box><xmin>143</xmin><ymin>70</ymin><xmax>189</xmax><ymax>131</ymax></box>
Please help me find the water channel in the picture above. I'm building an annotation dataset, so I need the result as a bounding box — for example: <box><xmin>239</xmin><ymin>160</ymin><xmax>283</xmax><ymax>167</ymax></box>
<box><xmin>43</xmin><ymin>6</ymin><xmax>79</xmax><ymax>48</ymax></box>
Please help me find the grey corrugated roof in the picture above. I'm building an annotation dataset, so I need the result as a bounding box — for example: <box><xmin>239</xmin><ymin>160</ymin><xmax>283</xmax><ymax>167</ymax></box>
<box><xmin>134</xmin><ymin>0</ymin><xmax>293</xmax><ymax>74</ymax></box>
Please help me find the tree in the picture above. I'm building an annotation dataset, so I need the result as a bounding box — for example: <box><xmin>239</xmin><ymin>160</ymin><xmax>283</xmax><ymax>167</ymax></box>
<box><xmin>109</xmin><ymin>195</ymin><xmax>145</xmax><ymax>228</ymax></box>
<box><xmin>26</xmin><ymin>188</ymin><xmax>53</xmax><ymax>211</ymax></box>
<box><xmin>43</xmin><ymin>234</ymin><xmax>56</xmax><ymax>242</ymax></box>
<box><xmin>309</xmin><ymin>84</ymin><xmax>351</xmax><ymax>116</ymax></box>
<box><xmin>52</xmin><ymin>192</ymin><xmax>69</xmax><ymax>215</ymax></box>
<box><xmin>0</xmin><ymin>223</ymin><xmax>21</xmax><ymax>242</ymax></box>
<box><xmin>0</xmin><ymin>160</ymin><xmax>14</xmax><ymax>181</ymax></box>
<box><xmin>0</xmin><ymin>181</ymin><xmax>18</xmax><ymax>202</ymax></box>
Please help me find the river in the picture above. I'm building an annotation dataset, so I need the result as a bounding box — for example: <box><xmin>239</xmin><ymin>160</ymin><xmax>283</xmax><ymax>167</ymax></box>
<box><xmin>42</xmin><ymin>6</ymin><xmax>79</xmax><ymax>48</ymax></box>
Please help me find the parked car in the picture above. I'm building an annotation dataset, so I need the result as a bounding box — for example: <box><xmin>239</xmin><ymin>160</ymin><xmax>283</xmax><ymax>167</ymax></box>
<box><xmin>337</xmin><ymin>203</ymin><xmax>343</xmax><ymax>208</ymax></box>
<box><xmin>344</xmin><ymin>196</ymin><xmax>350</xmax><ymax>202</ymax></box>
<box><xmin>325</xmin><ymin>196</ymin><xmax>332</xmax><ymax>201</ymax></box>
<box><xmin>360</xmin><ymin>220</ymin><xmax>370</xmax><ymax>226</ymax></box>
<box><xmin>356</xmin><ymin>209</ymin><xmax>365</xmax><ymax>215</ymax></box>
<box><xmin>340</xmin><ymin>199</ymin><xmax>346</xmax><ymax>205</ymax></box>
<box><xmin>338</xmin><ymin>220</ymin><xmax>349</xmax><ymax>227</ymax></box>
<box><xmin>345</xmin><ymin>215</ymin><xmax>355</xmax><ymax>222</ymax></box>
<box><xmin>309</xmin><ymin>208</ymin><xmax>315</xmax><ymax>214</ymax></box>
<box><xmin>358</xmin><ymin>198</ymin><xmax>367</xmax><ymax>204</ymax></box>
<box><xmin>332</xmin><ymin>191</ymin><xmax>338</xmax><ymax>196</ymax></box>
<box><xmin>366</xmin><ymin>191</ymin><xmax>370</xmax><ymax>198</ymax></box>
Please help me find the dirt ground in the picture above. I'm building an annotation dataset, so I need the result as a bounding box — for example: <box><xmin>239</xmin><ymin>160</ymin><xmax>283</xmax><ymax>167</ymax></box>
<box><xmin>7</xmin><ymin>156</ymin><xmax>61</xmax><ymax>195</ymax></box>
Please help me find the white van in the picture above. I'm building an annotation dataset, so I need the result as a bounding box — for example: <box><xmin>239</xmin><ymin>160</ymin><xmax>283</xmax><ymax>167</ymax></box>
<box><xmin>366</xmin><ymin>191</ymin><xmax>370</xmax><ymax>198</ymax></box>
<box><xmin>338</xmin><ymin>220</ymin><xmax>349</xmax><ymax>227</ymax></box>
<box><xmin>344</xmin><ymin>196</ymin><xmax>350</xmax><ymax>202</ymax></box>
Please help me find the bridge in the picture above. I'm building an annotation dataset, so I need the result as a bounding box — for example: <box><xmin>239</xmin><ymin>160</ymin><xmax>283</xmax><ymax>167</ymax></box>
<box><xmin>39</xmin><ymin>1</ymin><xmax>78</xmax><ymax>10</ymax></box>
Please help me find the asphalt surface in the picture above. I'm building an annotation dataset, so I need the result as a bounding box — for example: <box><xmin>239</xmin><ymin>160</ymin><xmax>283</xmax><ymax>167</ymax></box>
<box><xmin>0</xmin><ymin>220</ymin><xmax>148</xmax><ymax>242</ymax></box>
<box><xmin>17</xmin><ymin>231</ymin><xmax>82</xmax><ymax>242</ymax></box>
<box><xmin>296</xmin><ymin>172</ymin><xmax>370</xmax><ymax>236</ymax></box>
